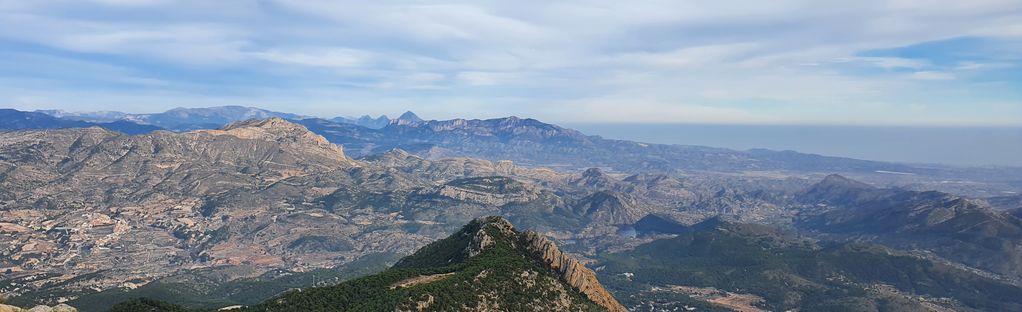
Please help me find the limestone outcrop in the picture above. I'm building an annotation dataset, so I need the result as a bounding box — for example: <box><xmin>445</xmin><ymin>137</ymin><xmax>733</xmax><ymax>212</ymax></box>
<box><xmin>523</xmin><ymin>230</ymin><xmax>629</xmax><ymax>312</ymax></box>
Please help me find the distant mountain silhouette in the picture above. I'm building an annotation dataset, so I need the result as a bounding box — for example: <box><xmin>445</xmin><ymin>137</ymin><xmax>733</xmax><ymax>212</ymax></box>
<box><xmin>36</xmin><ymin>105</ymin><xmax>305</xmax><ymax>131</ymax></box>
<box><xmin>1</xmin><ymin>108</ymin><xmax>162</xmax><ymax>134</ymax></box>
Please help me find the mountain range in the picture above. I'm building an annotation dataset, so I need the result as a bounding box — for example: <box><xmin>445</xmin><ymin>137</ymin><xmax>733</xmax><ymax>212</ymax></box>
<box><xmin>0</xmin><ymin>109</ymin><xmax>162</xmax><ymax>135</ymax></box>
<box><xmin>36</xmin><ymin>106</ymin><xmax>305</xmax><ymax>131</ymax></box>
<box><xmin>32</xmin><ymin>106</ymin><xmax>425</xmax><ymax>132</ymax></box>
<box><xmin>2</xmin><ymin>108</ymin><xmax>1022</xmax><ymax>311</ymax></box>
<box><xmin>7</xmin><ymin>106</ymin><xmax>1019</xmax><ymax>198</ymax></box>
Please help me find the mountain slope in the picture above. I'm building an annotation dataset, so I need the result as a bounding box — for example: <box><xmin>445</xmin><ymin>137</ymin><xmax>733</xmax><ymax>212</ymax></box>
<box><xmin>56</xmin><ymin>253</ymin><xmax>399</xmax><ymax>312</ymax></box>
<box><xmin>235</xmin><ymin>216</ymin><xmax>626</xmax><ymax>311</ymax></box>
<box><xmin>0</xmin><ymin>118</ymin><xmax>367</xmax><ymax>303</ymax></box>
<box><xmin>574</xmin><ymin>191</ymin><xmax>647</xmax><ymax>225</ymax></box>
<box><xmin>797</xmin><ymin>175</ymin><xmax>1022</xmax><ymax>281</ymax></box>
<box><xmin>0</xmin><ymin>117</ymin><xmax>356</xmax><ymax>201</ymax></box>
<box><xmin>599</xmin><ymin>221</ymin><xmax>1022</xmax><ymax>311</ymax></box>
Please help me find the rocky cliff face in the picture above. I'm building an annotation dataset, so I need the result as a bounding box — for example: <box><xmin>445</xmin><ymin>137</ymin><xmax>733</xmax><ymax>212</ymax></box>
<box><xmin>431</xmin><ymin>176</ymin><xmax>542</xmax><ymax>207</ymax></box>
<box><xmin>523</xmin><ymin>230</ymin><xmax>629</xmax><ymax>312</ymax></box>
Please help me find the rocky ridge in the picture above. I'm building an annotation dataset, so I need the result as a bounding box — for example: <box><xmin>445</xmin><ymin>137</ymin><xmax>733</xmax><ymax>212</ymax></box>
<box><xmin>523</xmin><ymin>230</ymin><xmax>629</xmax><ymax>312</ymax></box>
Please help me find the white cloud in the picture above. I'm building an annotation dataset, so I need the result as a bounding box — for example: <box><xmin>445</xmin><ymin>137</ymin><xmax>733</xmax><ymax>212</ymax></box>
<box><xmin>254</xmin><ymin>48</ymin><xmax>374</xmax><ymax>68</ymax></box>
<box><xmin>455</xmin><ymin>71</ymin><xmax>523</xmax><ymax>86</ymax></box>
<box><xmin>0</xmin><ymin>0</ymin><xmax>1020</xmax><ymax>125</ymax></box>
<box><xmin>911</xmin><ymin>71</ymin><xmax>955</xmax><ymax>80</ymax></box>
<box><xmin>858</xmin><ymin>57</ymin><xmax>931</xmax><ymax>69</ymax></box>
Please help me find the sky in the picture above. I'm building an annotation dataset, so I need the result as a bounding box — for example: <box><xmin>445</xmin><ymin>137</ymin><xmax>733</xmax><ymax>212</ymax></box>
<box><xmin>1</xmin><ymin>0</ymin><xmax>1021</xmax><ymax>126</ymax></box>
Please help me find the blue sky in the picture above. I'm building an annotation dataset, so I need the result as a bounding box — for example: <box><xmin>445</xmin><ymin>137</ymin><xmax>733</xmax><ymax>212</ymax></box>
<box><xmin>1</xmin><ymin>0</ymin><xmax>1021</xmax><ymax>126</ymax></box>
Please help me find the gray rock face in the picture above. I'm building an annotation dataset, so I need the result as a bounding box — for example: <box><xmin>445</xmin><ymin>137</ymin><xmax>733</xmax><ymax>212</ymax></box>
<box><xmin>523</xmin><ymin>230</ymin><xmax>628</xmax><ymax>312</ymax></box>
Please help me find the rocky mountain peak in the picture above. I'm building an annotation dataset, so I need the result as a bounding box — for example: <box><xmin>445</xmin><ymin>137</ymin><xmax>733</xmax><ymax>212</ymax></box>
<box><xmin>194</xmin><ymin>117</ymin><xmax>357</xmax><ymax>167</ymax></box>
<box><xmin>466</xmin><ymin>216</ymin><xmax>517</xmax><ymax>257</ymax></box>
<box><xmin>572</xmin><ymin>167</ymin><xmax>616</xmax><ymax>189</ymax></box>
<box><xmin>398</xmin><ymin>111</ymin><xmax>424</xmax><ymax>122</ymax></box>
<box><xmin>222</xmin><ymin>116</ymin><xmax>296</xmax><ymax>130</ymax></box>
<box><xmin>575</xmin><ymin>191</ymin><xmax>646</xmax><ymax>224</ymax></box>
<box><xmin>382</xmin><ymin>147</ymin><xmax>414</xmax><ymax>159</ymax></box>
<box><xmin>206</xmin><ymin>118</ymin><xmax>333</xmax><ymax>146</ymax></box>
<box><xmin>817</xmin><ymin>174</ymin><xmax>874</xmax><ymax>190</ymax></box>
<box><xmin>800</xmin><ymin>174</ymin><xmax>884</xmax><ymax>206</ymax></box>
<box><xmin>463</xmin><ymin>216</ymin><xmax>628</xmax><ymax>312</ymax></box>
<box><xmin>582</xmin><ymin>167</ymin><xmax>605</xmax><ymax>177</ymax></box>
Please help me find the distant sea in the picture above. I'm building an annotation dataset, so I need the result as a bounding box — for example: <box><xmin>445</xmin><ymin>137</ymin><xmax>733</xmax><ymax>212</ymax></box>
<box><xmin>563</xmin><ymin>124</ymin><xmax>1022</xmax><ymax>167</ymax></box>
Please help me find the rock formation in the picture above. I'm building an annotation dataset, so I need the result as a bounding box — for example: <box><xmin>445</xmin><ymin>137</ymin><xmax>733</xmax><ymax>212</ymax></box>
<box><xmin>523</xmin><ymin>230</ymin><xmax>629</xmax><ymax>312</ymax></box>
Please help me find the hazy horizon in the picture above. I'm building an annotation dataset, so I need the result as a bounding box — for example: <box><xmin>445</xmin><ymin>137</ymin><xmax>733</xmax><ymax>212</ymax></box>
<box><xmin>567</xmin><ymin>123</ymin><xmax>1022</xmax><ymax>167</ymax></box>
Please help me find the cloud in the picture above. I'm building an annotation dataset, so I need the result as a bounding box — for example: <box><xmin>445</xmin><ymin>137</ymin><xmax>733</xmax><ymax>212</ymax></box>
<box><xmin>254</xmin><ymin>48</ymin><xmax>375</xmax><ymax>68</ymax></box>
<box><xmin>0</xmin><ymin>0</ymin><xmax>1020</xmax><ymax>125</ymax></box>
<box><xmin>454</xmin><ymin>71</ymin><xmax>524</xmax><ymax>86</ymax></box>
<box><xmin>857</xmin><ymin>57</ymin><xmax>931</xmax><ymax>69</ymax></box>
<box><xmin>911</xmin><ymin>71</ymin><xmax>955</xmax><ymax>80</ymax></box>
